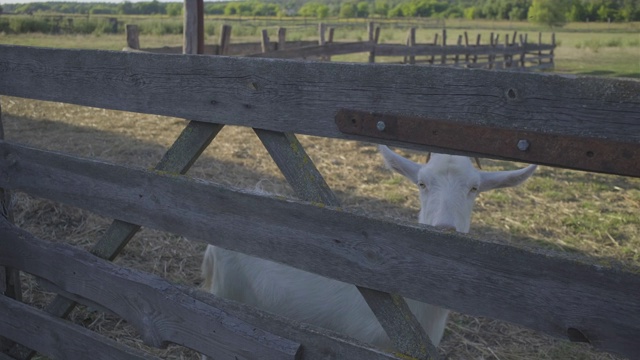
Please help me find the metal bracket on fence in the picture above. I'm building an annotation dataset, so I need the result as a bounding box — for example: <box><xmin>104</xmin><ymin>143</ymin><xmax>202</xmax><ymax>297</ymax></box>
<box><xmin>335</xmin><ymin>109</ymin><xmax>639</xmax><ymax>178</ymax></box>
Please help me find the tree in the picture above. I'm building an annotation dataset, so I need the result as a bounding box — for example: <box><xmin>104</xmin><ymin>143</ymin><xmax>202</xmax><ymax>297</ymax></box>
<box><xmin>528</xmin><ymin>0</ymin><xmax>570</xmax><ymax>27</ymax></box>
<box><xmin>166</xmin><ymin>3</ymin><xmax>182</xmax><ymax>16</ymax></box>
<box><xmin>298</xmin><ymin>2</ymin><xmax>320</xmax><ymax>17</ymax></box>
<box><xmin>356</xmin><ymin>2</ymin><xmax>369</xmax><ymax>18</ymax></box>
<box><xmin>374</xmin><ymin>0</ymin><xmax>390</xmax><ymax>17</ymax></box>
<box><xmin>317</xmin><ymin>5</ymin><xmax>329</xmax><ymax>19</ymax></box>
<box><xmin>339</xmin><ymin>3</ymin><xmax>356</xmax><ymax>18</ymax></box>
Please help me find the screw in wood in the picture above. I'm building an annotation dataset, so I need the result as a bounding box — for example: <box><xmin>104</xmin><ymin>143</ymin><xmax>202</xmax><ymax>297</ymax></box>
<box><xmin>376</xmin><ymin>121</ymin><xmax>386</xmax><ymax>131</ymax></box>
<box><xmin>517</xmin><ymin>139</ymin><xmax>529</xmax><ymax>151</ymax></box>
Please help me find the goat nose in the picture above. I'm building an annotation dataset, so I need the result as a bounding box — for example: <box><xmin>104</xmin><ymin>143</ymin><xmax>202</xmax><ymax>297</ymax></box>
<box><xmin>434</xmin><ymin>224</ymin><xmax>457</xmax><ymax>233</ymax></box>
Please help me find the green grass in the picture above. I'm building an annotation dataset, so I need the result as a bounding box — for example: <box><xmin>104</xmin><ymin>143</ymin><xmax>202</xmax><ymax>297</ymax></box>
<box><xmin>1</xmin><ymin>18</ymin><xmax>638</xmax><ymax>77</ymax></box>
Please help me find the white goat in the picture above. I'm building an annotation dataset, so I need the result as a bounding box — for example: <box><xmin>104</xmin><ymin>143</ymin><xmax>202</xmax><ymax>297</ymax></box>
<box><xmin>201</xmin><ymin>145</ymin><xmax>536</xmax><ymax>355</ymax></box>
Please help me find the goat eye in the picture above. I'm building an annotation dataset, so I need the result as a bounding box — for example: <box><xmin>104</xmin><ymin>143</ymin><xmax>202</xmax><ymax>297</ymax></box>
<box><xmin>418</xmin><ymin>182</ymin><xmax>427</xmax><ymax>190</ymax></box>
<box><xmin>470</xmin><ymin>186</ymin><xmax>479</xmax><ymax>193</ymax></box>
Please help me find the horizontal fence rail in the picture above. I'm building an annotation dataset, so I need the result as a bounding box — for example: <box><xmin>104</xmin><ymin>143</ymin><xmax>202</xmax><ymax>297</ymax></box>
<box><xmin>0</xmin><ymin>141</ymin><xmax>639</xmax><ymax>358</ymax></box>
<box><xmin>0</xmin><ymin>217</ymin><xmax>400</xmax><ymax>360</ymax></box>
<box><xmin>0</xmin><ymin>45</ymin><xmax>638</xmax><ymax>174</ymax></box>
<box><xmin>0</xmin><ymin>295</ymin><xmax>159</xmax><ymax>360</ymax></box>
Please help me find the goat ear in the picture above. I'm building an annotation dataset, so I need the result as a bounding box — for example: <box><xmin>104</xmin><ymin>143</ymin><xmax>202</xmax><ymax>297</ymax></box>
<box><xmin>479</xmin><ymin>164</ymin><xmax>537</xmax><ymax>192</ymax></box>
<box><xmin>379</xmin><ymin>145</ymin><xmax>421</xmax><ymax>184</ymax></box>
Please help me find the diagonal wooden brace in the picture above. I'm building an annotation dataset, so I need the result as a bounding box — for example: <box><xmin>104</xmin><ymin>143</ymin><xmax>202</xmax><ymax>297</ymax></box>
<box><xmin>254</xmin><ymin>128</ymin><xmax>440</xmax><ymax>360</ymax></box>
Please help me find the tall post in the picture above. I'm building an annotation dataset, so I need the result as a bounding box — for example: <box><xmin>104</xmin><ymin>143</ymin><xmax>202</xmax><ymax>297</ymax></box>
<box><xmin>550</xmin><ymin>32</ymin><xmax>556</xmax><ymax>66</ymax></box>
<box><xmin>538</xmin><ymin>32</ymin><xmax>542</xmax><ymax>65</ymax></box>
<box><xmin>261</xmin><ymin>29</ymin><xmax>271</xmax><ymax>53</ymax></box>
<box><xmin>219</xmin><ymin>24</ymin><xmax>232</xmax><ymax>55</ymax></box>
<box><xmin>431</xmin><ymin>33</ymin><xmax>439</xmax><ymax>64</ymax></box>
<box><xmin>440</xmin><ymin>28</ymin><xmax>447</xmax><ymax>64</ymax></box>
<box><xmin>463</xmin><ymin>31</ymin><xmax>470</xmax><ymax>65</ymax></box>
<box><xmin>318</xmin><ymin>22</ymin><xmax>326</xmax><ymax>61</ymax></box>
<box><xmin>519</xmin><ymin>34</ymin><xmax>526</xmax><ymax>68</ymax></box>
<box><xmin>368</xmin><ymin>24</ymin><xmax>380</xmax><ymax>64</ymax></box>
<box><xmin>504</xmin><ymin>34</ymin><xmax>510</xmax><ymax>68</ymax></box>
<box><xmin>489</xmin><ymin>32</ymin><xmax>495</xmax><ymax>69</ymax></box>
<box><xmin>277</xmin><ymin>27</ymin><xmax>286</xmax><ymax>50</ymax></box>
<box><xmin>183</xmin><ymin>0</ymin><xmax>198</xmax><ymax>54</ymax></box>
<box><xmin>454</xmin><ymin>34</ymin><xmax>462</xmax><ymax>65</ymax></box>
<box><xmin>406</xmin><ymin>27</ymin><xmax>416</xmax><ymax>64</ymax></box>
<box><xmin>125</xmin><ymin>24</ymin><xmax>140</xmax><ymax>50</ymax></box>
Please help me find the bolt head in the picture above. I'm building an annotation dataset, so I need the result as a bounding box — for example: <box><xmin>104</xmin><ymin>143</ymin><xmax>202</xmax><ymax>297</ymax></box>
<box><xmin>517</xmin><ymin>139</ymin><xmax>530</xmax><ymax>151</ymax></box>
<box><xmin>376</xmin><ymin>121</ymin><xmax>386</xmax><ymax>131</ymax></box>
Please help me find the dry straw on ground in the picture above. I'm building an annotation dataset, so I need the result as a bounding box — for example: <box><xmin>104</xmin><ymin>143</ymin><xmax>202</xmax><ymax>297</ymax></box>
<box><xmin>3</xmin><ymin>97</ymin><xmax>637</xmax><ymax>360</ymax></box>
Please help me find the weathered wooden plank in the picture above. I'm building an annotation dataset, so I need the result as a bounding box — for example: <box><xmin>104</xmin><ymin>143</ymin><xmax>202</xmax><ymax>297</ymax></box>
<box><xmin>181</xmin><ymin>286</ymin><xmax>403</xmax><ymax>360</ymax></box>
<box><xmin>1</xmin><ymin>141</ymin><xmax>639</xmax><ymax>358</ymax></box>
<box><xmin>0</xmin><ymin>351</ymin><xmax>16</xmax><ymax>360</ymax></box>
<box><xmin>0</xmin><ymin>295</ymin><xmax>159</xmax><ymax>360</ymax></box>
<box><xmin>17</xmin><ymin>121</ymin><xmax>225</xmax><ymax>360</ymax></box>
<box><xmin>374</xmin><ymin>43</ymin><xmax>526</xmax><ymax>57</ymax></box>
<box><xmin>182</xmin><ymin>0</ymin><xmax>198</xmax><ymax>55</ymax></box>
<box><xmin>248</xmin><ymin>41</ymin><xmax>374</xmax><ymax>59</ymax></box>
<box><xmin>255</xmin><ymin>129</ymin><xmax>438</xmax><ymax>359</ymax></box>
<box><xmin>0</xmin><ymin>45</ymin><xmax>635</xmax><ymax>151</ymax></box>
<box><xmin>0</xmin><ymin>218</ymin><xmax>302</xmax><ymax>360</ymax></box>
<box><xmin>0</xmin><ymin>98</ymin><xmax>21</xmax><ymax>356</ymax></box>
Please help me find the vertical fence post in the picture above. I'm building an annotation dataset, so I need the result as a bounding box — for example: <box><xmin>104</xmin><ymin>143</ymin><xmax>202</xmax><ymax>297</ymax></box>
<box><xmin>277</xmin><ymin>27</ymin><xmax>286</xmax><ymax>50</ymax></box>
<box><xmin>538</xmin><ymin>32</ymin><xmax>542</xmax><ymax>65</ymax></box>
<box><xmin>488</xmin><ymin>32</ymin><xmax>495</xmax><ymax>69</ymax></box>
<box><xmin>550</xmin><ymin>32</ymin><xmax>556</xmax><ymax>67</ymax></box>
<box><xmin>405</xmin><ymin>27</ymin><xmax>416</xmax><ymax>64</ymax></box>
<box><xmin>219</xmin><ymin>24</ymin><xmax>232</xmax><ymax>56</ymax></box>
<box><xmin>318</xmin><ymin>22</ymin><xmax>326</xmax><ymax>61</ymax></box>
<box><xmin>367</xmin><ymin>22</ymin><xmax>379</xmax><ymax>64</ymax></box>
<box><xmin>463</xmin><ymin>31</ymin><xmax>470</xmax><ymax>65</ymax></box>
<box><xmin>494</xmin><ymin>33</ymin><xmax>500</xmax><ymax>69</ymax></box>
<box><xmin>519</xmin><ymin>33</ymin><xmax>526</xmax><ymax>68</ymax></box>
<box><xmin>430</xmin><ymin>32</ymin><xmax>439</xmax><ymax>64</ymax></box>
<box><xmin>440</xmin><ymin>28</ymin><xmax>447</xmax><ymax>64</ymax></box>
<box><xmin>504</xmin><ymin>33</ymin><xmax>510</xmax><ymax>68</ymax></box>
<box><xmin>183</xmin><ymin>0</ymin><xmax>198</xmax><ymax>54</ymax></box>
<box><xmin>454</xmin><ymin>34</ymin><xmax>462</xmax><ymax>65</ymax></box>
<box><xmin>474</xmin><ymin>33</ymin><xmax>480</xmax><ymax>64</ymax></box>
<box><xmin>125</xmin><ymin>24</ymin><xmax>140</xmax><ymax>50</ymax></box>
<box><xmin>318</xmin><ymin>22</ymin><xmax>326</xmax><ymax>46</ymax></box>
<box><xmin>261</xmin><ymin>29</ymin><xmax>270</xmax><ymax>53</ymax></box>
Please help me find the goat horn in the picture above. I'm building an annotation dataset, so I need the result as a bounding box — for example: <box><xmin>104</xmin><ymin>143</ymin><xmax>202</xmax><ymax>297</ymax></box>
<box><xmin>475</xmin><ymin>157</ymin><xmax>482</xmax><ymax>169</ymax></box>
<box><xmin>426</xmin><ymin>152</ymin><xmax>431</xmax><ymax>163</ymax></box>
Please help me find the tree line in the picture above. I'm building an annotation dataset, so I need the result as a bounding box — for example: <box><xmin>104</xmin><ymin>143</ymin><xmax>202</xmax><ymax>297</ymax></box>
<box><xmin>1</xmin><ymin>0</ymin><xmax>639</xmax><ymax>26</ymax></box>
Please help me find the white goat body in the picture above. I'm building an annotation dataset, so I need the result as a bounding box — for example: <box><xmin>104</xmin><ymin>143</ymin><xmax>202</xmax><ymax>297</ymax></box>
<box><xmin>201</xmin><ymin>146</ymin><xmax>536</xmax><ymax>352</ymax></box>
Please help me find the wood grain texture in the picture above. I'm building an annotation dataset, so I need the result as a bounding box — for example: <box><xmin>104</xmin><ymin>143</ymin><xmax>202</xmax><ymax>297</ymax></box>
<box><xmin>0</xmin><ymin>218</ymin><xmax>302</xmax><ymax>360</ymax></box>
<box><xmin>21</xmin><ymin>121</ymin><xmax>224</xmax><ymax>360</ymax></box>
<box><xmin>180</xmin><ymin>286</ymin><xmax>403</xmax><ymax>360</ymax></box>
<box><xmin>1</xmin><ymin>141</ymin><xmax>639</xmax><ymax>358</ymax></box>
<box><xmin>255</xmin><ymin>129</ymin><xmax>437</xmax><ymax>358</ymax></box>
<box><xmin>0</xmin><ymin>45</ymin><xmax>636</xmax><ymax>154</ymax></box>
<box><xmin>0</xmin><ymin>295</ymin><xmax>159</xmax><ymax>360</ymax></box>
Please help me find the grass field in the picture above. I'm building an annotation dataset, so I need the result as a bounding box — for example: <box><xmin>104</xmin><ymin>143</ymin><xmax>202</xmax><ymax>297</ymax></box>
<box><xmin>1</xmin><ymin>18</ymin><xmax>639</xmax><ymax>360</ymax></box>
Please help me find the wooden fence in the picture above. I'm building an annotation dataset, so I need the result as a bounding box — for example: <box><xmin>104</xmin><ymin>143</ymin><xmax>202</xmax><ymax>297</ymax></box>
<box><xmin>0</xmin><ymin>39</ymin><xmax>638</xmax><ymax>360</ymax></box>
<box><xmin>126</xmin><ymin>22</ymin><xmax>555</xmax><ymax>70</ymax></box>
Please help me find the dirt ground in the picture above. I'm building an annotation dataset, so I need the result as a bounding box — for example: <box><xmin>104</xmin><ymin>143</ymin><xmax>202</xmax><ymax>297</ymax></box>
<box><xmin>3</xmin><ymin>97</ymin><xmax>637</xmax><ymax>360</ymax></box>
